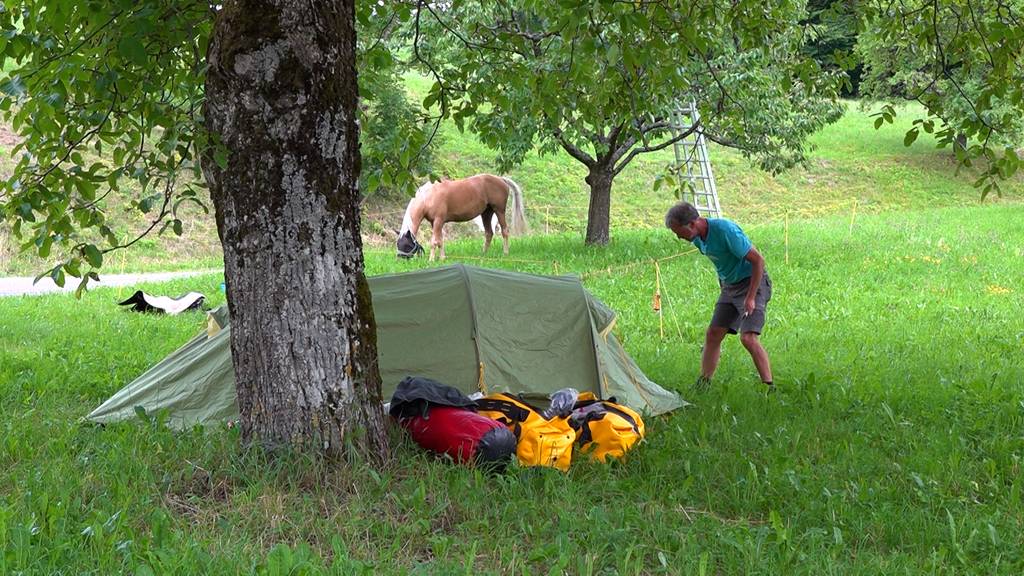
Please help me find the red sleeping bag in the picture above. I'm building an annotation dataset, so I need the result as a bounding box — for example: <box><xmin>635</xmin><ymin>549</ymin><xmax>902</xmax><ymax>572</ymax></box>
<box><xmin>401</xmin><ymin>406</ymin><xmax>516</xmax><ymax>467</ymax></box>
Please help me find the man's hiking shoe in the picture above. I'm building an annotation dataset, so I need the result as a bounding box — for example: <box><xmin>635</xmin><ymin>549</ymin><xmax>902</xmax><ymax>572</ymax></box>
<box><xmin>691</xmin><ymin>375</ymin><xmax>712</xmax><ymax>392</ymax></box>
<box><xmin>763</xmin><ymin>382</ymin><xmax>776</xmax><ymax>396</ymax></box>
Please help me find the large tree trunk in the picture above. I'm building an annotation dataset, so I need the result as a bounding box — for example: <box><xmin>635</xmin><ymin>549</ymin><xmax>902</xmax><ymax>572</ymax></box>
<box><xmin>202</xmin><ymin>0</ymin><xmax>387</xmax><ymax>460</ymax></box>
<box><xmin>584</xmin><ymin>166</ymin><xmax>614</xmax><ymax>245</ymax></box>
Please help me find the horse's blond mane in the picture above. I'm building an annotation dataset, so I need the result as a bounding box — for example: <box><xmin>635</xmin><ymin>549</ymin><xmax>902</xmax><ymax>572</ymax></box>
<box><xmin>399</xmin><ymin>181</ymin><xmax>435</xmax><ymax>236</ymax></box>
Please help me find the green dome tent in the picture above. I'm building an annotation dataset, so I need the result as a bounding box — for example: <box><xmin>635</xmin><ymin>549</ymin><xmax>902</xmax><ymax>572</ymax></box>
<box><xmin>88</xmin><ymin>265</ymin><xmax>685</xmax><ymax>428</ymax></box>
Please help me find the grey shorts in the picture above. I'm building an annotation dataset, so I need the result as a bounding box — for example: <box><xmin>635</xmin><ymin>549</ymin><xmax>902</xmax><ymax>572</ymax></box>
<box><xmin>711</xmin><ymin>273</ymin><xmax>772</xmax><ymax>334</ymax></box>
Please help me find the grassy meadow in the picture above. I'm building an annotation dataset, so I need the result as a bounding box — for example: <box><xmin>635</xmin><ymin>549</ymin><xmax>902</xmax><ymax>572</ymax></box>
<box><xmin>2</xmin><ymin>202</ymin><xmax>1024</xmax><ymax>574</ymax></box>
<box><xmin>3</xmin><ymin>72</ymin><xmax>1024</xmax><ymax>573</ymax></box>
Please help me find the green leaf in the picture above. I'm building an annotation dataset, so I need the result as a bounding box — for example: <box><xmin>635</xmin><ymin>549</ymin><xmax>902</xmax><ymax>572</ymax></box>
<box><xmin>51</xmin><ymin>266</ymin><xmax>65</xmax><ymax>288</ymax></box>
<box><xmin>399</xmin><ymin>145</ymin><xmax>411</xmax><ymax>169</ymax></box>
<box><xmin>606</xmin><ymin>44</ymin><xmax>619</xmax><ymax>63</ymax></box>
<box><xmin>64</xmin><ymin>257</ymin><xmax>82</xmax><ymax>278</ymax></box>
<box><xmin>74</xmin><ymin>274</ymin><xmax>90</xmax><ymax>299</ymax></box>
<box><xmin>83</xmin><ymin>244</ymin><xmax>103</xmax><ymax>268</ymax></box>
<box><xmin>365</xmin><ymin>172</ymin><xmax>380</xmax><ymax>194</ymax></box>
<box><xmin>214</xmin><ymin>147</ymin><xmax>229</xmax><ymax>170</ymax></box>
<box><xmin>18</xmin><ymin>202</ymin><xmax>36</xmax><ymax>222</ymax></box>
<box><xmin>0</xmin><ymin>75</ymin><xmax>26</xmax><ymax>98</ymax></box>
<box><xmin>173</xmin><ymin>196</ymin><xmax>209</xmax><ymax>216</ymax></box>
<box><xmin>1006</xmin><ymin>147</ymin><xmax>1019</xmax><ymax>164</ymax></box>
<box><xmin>100</xmin><ymin>225</ymin><xmax>119</xmax><ymax>246</ymax></box>
<box><xmin>117</xmin><ymin>36</ymin><xmax>148</xmax><ymax>66</ymax></box>
<box><xmin>903</xmin><ymin>129</ymin><xmax>919</xmax><ymax>147</ymax></box>
<box><xmin>75</xmin><ymin>178</ymin><xmax>98</xmax><ymax>201</ymax></box>
<box><xmin>33</xmin><ymin>266</ymin><xmax>52</xmax><ymax>287</ymax></box>
<box><xmin>395</xmin><ymin>3</ymin><xmax>411</xmax><ymax>22</ymax></box>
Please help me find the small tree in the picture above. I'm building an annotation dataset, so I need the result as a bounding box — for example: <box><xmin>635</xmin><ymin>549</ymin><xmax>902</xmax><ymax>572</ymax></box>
<box><xmin>358</xmin><ymin>3</ymin><xmax>440</xmax><ymax>196</ymax></box>
<box><xmin>859</xmin><ymin>0</ymin><xmax>1024</xmax><ymax>195</ymax></box>
<box><xmin>360</xmin><ymin>69</ymin><xmax>439</xmax><ymax>196</ymax></box>
<box><xmin>413</xmin><ymin>1</ymin><xmax>844</xmax><ymax>244</ymax></box>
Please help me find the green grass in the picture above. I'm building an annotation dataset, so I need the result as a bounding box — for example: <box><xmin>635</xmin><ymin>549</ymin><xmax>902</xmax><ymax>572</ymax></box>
<box><xmin>3</xmin><ymin>203</ymin><xmax>1023</xmax><ymax>574</ymax></box>
<box><xmin>3</xmin><ymin>73</ymin><xmax>1024</xmax><ymax>573</ymax></box>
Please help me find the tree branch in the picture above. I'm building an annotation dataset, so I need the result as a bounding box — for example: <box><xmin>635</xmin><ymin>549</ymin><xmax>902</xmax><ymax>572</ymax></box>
<box><xmin>606</xmin><ymin>123</ymin><xmax>625</xmax><ymax>152</ymax></box>
<box><xmin>702</xmin><ymin>131</ymin><xmax>743</xmax><ymax>149</ymax></box>
<box><xmin>409</xmin><ymin>2</ymin><xmax>447</xmax><ymax>166</ymax></box>
<box><xmin>425</xmin><ymin>3</ymin><xmax>525</xmax><ymax>56</ymax></box>
<box><xmin>360</xmin><ymin>4</ymin><xmax>400</xmax><ymax>57</ymax></box>
<box><xmin>23</xmin><ymin>10</ymin><xmax>124</xmax><ymax>79</ymax></box>
<box><xmin>612</xmin><ymin>121</ymin><xmax>700</xmax><ymax>176</ymax></box>
<box><xmin>928</xmin><ymin>0</ymin><xmax>993</xmax><ymax>133</ymax></box>
<box><xmin>553</xmin><ymin>128</ymin><xmax>595</xmax><ymax>168</ymax></box>
<box><xmin>964</xmin><ymin>0</ymin><xmax>997</xmax><ymax>69</ymax></box>
<box><xmin>27</xmin><ymin>86</ymin><xmax>119</xmax><ymax>189</ymax></box>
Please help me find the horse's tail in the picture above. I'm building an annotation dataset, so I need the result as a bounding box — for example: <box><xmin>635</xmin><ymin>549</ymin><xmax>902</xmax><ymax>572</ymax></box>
<box><xmin>502</xmin><ymin>177</ymin><xmax>528</xmax><ymax>235</ymax></box>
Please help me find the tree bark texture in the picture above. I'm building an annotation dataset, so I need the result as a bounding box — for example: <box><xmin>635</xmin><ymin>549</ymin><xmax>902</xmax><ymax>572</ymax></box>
<box><xmin>202</xmin><ymin>0</ymin><xmax>387</xmax><ymax>460</ymax></box>
<box><xmin>584</xmin><ymin>167</ymin><xmax>613</xmax><ymax>245</ymax></box>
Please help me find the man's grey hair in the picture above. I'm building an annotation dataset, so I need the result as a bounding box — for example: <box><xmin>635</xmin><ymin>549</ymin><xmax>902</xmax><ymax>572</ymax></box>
<box><xmin>665</xmin><ymin>202</ymin><xmax>700</xmax><ymax>228</ymax></box>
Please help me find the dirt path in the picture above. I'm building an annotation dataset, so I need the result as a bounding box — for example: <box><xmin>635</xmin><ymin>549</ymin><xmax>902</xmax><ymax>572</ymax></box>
<box><xmin>0</xmin><ymin>269</ymin><xmax>222</xmax><ymax>297</ymax></box>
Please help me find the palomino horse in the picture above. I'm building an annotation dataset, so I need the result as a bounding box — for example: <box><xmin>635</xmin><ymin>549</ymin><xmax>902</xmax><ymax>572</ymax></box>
<box><xmin>396</xmin><ymin>174</ymin><xmax>527</xmax><ymax>260</ymax></box>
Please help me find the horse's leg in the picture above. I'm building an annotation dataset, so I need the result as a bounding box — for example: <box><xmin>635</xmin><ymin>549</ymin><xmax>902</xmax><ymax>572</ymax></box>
<box><xmin>430</xmin><ymin>219</ymin><xmax>445</xmax><ymax>261</ymax></box>
<box><xmin>481</xmin><ymin>207</ymin><xmax>495</xmax><ymax>253</ymax></box>
<box><xmin>495</xmin><ymin>210</ymin><xmax>510</xmax><ymax>255</ymax></box>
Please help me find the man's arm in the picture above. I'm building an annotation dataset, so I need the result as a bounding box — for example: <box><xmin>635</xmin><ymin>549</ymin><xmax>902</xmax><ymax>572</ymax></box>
<box><xmin>743</xmin><ymin>246</ymin><xmax>765</xmax><ymax>315</ymax></box>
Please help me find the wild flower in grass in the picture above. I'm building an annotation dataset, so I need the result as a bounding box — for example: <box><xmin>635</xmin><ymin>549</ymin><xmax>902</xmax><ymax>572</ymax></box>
<box><xmin>921</xmin><ymin>255</ymin><xmax>942</xmax><ymax>265</ymax></box>
<box><xmin>985</xmin><ymin>285</ymin><xmax>1012</xmax><ymax>295</ymax></box>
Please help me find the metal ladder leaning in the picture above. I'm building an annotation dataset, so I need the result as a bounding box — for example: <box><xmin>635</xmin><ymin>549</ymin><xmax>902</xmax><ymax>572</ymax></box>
<box><xmin>670</xmin><ymin>101</ymin><xmax>722</xmax><ymax>218</ymax></box>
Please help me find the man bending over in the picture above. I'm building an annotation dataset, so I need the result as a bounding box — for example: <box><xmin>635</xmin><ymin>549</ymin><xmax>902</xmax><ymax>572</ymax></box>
<box><xmin>665</xmin><ymin>202</ymin><xmax>774</xmax><ymax>392</ymax></box>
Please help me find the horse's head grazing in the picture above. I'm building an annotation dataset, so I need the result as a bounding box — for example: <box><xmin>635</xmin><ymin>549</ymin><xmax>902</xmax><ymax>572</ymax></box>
<box><xmin>396</xmin><ymin>230</ymin><xmax>424</xmax><ymax>258</ymax></box>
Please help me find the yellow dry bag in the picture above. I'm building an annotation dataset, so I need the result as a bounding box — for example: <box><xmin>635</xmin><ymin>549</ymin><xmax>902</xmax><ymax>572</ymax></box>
<box><xmin>570</xmin><ymin>392</ymin><xmax>645</xmax><ymax>462</ymax></box>
<box><xmin>476</xmin><ymin>393</ymin><xmax>576</xmax><ymax>472</ymax></box>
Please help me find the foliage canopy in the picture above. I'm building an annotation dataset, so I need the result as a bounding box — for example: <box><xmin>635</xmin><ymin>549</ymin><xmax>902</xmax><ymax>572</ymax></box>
<box><xmin>859</xmin><ymin>0</ymin><xmax>1024</xmax><ymax>196</ymax></box>
<box><xmin>414</xmin><ymin>1</ymin><xmax>845</xmax><ymax>173</ymax></box>
<box><xmin>0</xmin><ymin>1</ymin><xmax>433</xmax><ymax>290</ymax></box>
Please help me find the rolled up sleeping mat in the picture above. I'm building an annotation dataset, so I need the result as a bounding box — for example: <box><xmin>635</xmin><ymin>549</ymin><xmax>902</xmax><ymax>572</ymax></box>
<box><xmin>118</xmin><ymin>290</ymin><xmax>205</xmax><ymax>315</ymax></box>
<box><xmin>401</xmin><ymin>405</ymin><xmax>516</xmax><ymax>470</ymax></box>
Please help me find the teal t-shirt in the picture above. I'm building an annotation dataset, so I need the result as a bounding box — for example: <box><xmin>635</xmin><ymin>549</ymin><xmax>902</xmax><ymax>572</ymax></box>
<box><xmin>691</xmin><ymin>219</ymin><xmax>752</xmax><ymax>284</ymax></box>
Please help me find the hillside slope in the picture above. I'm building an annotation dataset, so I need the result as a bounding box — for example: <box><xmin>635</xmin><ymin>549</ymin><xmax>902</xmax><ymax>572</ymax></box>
<box><xmin>2</xmin><ymin>85</ymin><xmax>1021</xmax><ymax>276</ymax></box>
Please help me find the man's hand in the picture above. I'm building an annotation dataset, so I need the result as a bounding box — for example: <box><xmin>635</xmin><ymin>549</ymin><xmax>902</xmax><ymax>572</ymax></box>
<box><xmin>743</xmin><ymin>297</ymin><xmax>755</xmax><ymax>317</ymax></box>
